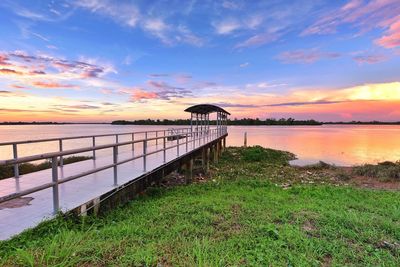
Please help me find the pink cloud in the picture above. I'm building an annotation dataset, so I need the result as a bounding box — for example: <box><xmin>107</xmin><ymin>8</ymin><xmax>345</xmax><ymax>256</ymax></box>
<box><xmin>352</xmin><ymin>53</ymin><xmax>387</xmax><ymax>64</ymax></box>
<box><xmin>302</xmin><ymin>0</ymin><xmax>400</xmax><ymax>47</ymax></box>
<box><xmin>375</xmin><ymin>19</ymin><xmax>400</xmax><ymax>48</ymax></box>
<box><xmin>0</xmin><ymin>54</ymin><xmax>11</xmax><ymax>66</ymax></box>
<box><xmin>10</xmin><ymin>84</ymin><xmax>26</xmax><ymax>89</ymax></box>
<box><xmin>32</xmin><ymin>81</ymin><xmax>77</xmax><ymax>89</ymax></box>
<box><xmin>277</xmin><ymin>49</ymin><xmax>340</xmax><ymax>64</ymax></box>
<box><xmin>130</xmin><ymin>89</ymin><xmax>159</xmax><ymax>101</ymax></box>
<box><xmin>235</xmin><ymin>32</ymin><xmax>279</xmax><ymax>48</ymax></box>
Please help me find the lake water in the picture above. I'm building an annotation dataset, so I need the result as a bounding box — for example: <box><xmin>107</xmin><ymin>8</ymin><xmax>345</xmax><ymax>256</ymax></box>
<box><xmin>0</xmin><ymin>124</ymin><xmax>399</xmax><ymax>166</ymax></box>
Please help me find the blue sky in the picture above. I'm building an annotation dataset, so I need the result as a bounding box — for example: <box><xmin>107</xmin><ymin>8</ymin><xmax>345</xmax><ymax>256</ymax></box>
<box><xmin>0</xmin><ymin>0</ymin><xmax>399</xmax><ymax>122</ymax></box>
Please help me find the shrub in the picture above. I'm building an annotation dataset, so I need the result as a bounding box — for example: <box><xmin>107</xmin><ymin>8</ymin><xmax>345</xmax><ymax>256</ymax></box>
<box><xmin>240</xmin><ymin>146</ymin><xmax>295</xmax><ymax>165</ymax></box>
<box><xmin>353</xmin><ymin>161</ymin><xmax>400</xmax><ymax>181</ymax></box>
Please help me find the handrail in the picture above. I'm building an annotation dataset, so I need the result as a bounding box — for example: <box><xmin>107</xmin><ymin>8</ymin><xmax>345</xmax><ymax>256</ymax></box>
<box><xmin>0</xmin><ymin>126</ymin><xmax>228</xmax><ymax>214</ymax></box>
<box><xmin>0</xmin><ymin>127</ymin><xmax>192</xmax><ymax>178</ymax></box>
<box><xmin>0</xmin><ymin>132</ymin><xmax>189</xmax><ymax>166</ymax></box>
<box><xmin>0</xmin><ymin>128</ymin><xmax>191</xmax><ymax>146</ymax></box>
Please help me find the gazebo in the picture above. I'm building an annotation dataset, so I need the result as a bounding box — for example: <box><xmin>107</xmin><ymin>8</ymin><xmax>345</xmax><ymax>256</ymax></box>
<box><xmin>184</xmin><ymin>104</ymin><xmax>230</xmax><ymax>136</ymax></box>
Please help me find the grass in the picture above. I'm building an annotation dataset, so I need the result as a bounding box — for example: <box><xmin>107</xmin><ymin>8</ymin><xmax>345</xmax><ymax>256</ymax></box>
<box><xmin>0</xmin><ymin>156</ymin><xmax>92</xmax><ymax>180</ymax></box>
<box><xmin>0</xmin><ymin>147</ymin><xmax>399</xmax><ymax>266</ymax></box>
<box><xmin>353</xmin><ymin>161</ymin><xmax>400</xmax><ymax>181</ymax></box>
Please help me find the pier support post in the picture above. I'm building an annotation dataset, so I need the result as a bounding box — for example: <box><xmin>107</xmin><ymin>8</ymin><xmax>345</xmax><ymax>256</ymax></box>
<box><xmin>223</xmin><ymin>137</ymin><xmax>226</xmax><ymax>151</ymax></box>
<box><xmin>184</xmin><ymin>158</ymin><xmax>193</xmax><ymax>184</ymax></box>
<box><xmin>201</xmin><ymin>147</ymin><xmax>206</xmax><ymax>171</ymax></box>
<box><xmin>205</xmin><ymin>147</ymin><xmax>210</xmax><ymax>174</ymax></box>
<box><xmin>214</xmin><ymin>143</ymin><xmax>219</xmax><ymax>164</ymax></box>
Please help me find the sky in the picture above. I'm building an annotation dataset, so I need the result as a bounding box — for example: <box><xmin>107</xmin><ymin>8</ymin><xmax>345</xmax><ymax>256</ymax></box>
<box><xmin>0</xmin><ymin>0</ymin><xmax>399</xmax><ymax>122</ymax></box>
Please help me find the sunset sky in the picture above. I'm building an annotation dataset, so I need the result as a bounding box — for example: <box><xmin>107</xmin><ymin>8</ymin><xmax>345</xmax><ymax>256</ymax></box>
<box><xmin>0</xmin><ymin>0</ymin><xmax>399</xmax><ymax>122</ymax></box>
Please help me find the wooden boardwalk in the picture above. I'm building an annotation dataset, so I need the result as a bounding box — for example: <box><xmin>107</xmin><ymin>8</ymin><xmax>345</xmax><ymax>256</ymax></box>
<box><xmin>0</xmin><ymin>128</ymin><xmax>227</xmax><ymax>240</ymax></box>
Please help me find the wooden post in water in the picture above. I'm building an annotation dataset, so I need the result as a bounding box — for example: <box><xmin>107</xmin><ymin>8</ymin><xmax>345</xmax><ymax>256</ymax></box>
<box><xmin>244</xmin><ymin>132</ymin><xmax>247</xmax><ymax>148</ymax></box>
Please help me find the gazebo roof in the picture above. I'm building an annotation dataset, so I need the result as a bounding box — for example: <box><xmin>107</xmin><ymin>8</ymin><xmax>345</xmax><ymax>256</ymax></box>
<box><xmin>184</xmin><ymin>104</ymin><xmax>231</xmax><ymax>115</ymax></box>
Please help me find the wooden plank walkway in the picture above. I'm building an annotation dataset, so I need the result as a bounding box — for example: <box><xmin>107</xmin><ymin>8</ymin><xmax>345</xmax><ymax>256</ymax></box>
<box><xmin>0</xmin><ymin>132</ymin><xmax>221</xmax><ymax>240</ymax></box>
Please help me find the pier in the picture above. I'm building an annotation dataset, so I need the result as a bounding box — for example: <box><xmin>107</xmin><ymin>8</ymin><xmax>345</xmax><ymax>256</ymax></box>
<box><xmin>0</xmin><ymin>104</ymin><xmax>230</xmax><ymax>240</ymax></box>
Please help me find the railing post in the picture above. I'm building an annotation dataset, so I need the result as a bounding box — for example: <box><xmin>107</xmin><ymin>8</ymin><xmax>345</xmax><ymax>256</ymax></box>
<box><xmin>51</xmin><ymin>156</ymin><xmax>59</xmax><ymax>214</ymax></box>
<box><xmin>92</xmin><ymin>137</ymin><xmax>96</xmax><ymax>160</ymax></box>
<box><xmin>163</xmin><ymin>137</ymin><xmax>166</xmax><ymax>163</ymax></box>
<box><xmin>143</xmin><ymin>140</ymin><xmax>147</xmax><ymax>172</ymax></box>
<box><xmin>186</xmin><ymin>133</ymin><xmax>188</xmax><ymax>152</ymax></box>
<box><xmin>12</xmin><ymin>144</ymin><xmax>19</xmax><ymax>178</ymax></box>
<box><xmin>177</xmin><ymin>136</ymin><xmax>180</xmax><ymax>156</ymax></box>
<box><xmin>132</xmin><ymin>133</ymin><xmax>135</xmax><ymax>151</ymax></box>
<box><xmin>116</xmin><ymin>134</ymin><xmax>119</xmax><ymax>143</ymax></box>
<box><xmin>59</xmin><ymin>139</ymin><xmax>63</xmax><ymax>167</ymax></box>
<box><xmin>156</xmin><ymin>131</ymin><xmax>158</xmax><ymax>145</ymax></box>
<box><xmin>113</xmin><ymin>146</ymin><xmax>118</xmax><ymax>186</ymax></box>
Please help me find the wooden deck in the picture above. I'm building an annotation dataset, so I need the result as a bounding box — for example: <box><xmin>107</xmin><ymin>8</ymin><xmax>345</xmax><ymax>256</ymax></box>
<box><xmin>0</xmin><ymin>130</ymin><xmax>227</xmax><ymax>240</ymax></box>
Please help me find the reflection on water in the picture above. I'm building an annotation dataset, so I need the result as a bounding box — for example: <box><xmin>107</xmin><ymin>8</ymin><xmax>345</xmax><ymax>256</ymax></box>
<box><xmin>0</xmin><ymin>124</ymin><xmax>399</xmax><ymax>166</ymax></box>
<box><xmin>227</xmin><ymin>125</ymin><xmax>400</xmax><ymax>166</ymax></box>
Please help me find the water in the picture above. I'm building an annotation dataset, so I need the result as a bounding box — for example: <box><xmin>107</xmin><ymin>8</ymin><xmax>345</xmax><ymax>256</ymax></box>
<box><xmin>1</xmin><ymin>124</ymin><xmax>399</xmax><ymax>166</ymax></box>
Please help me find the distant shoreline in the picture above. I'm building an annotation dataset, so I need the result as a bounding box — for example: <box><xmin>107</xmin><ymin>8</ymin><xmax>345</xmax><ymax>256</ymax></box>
<box><xmin>1</xmin><ymin>121</ymin><xmax>400</xmax><ymax>126</ymax></box>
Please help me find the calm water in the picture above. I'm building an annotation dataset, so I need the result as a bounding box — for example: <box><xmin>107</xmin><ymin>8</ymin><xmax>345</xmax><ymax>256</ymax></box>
<box><xmin>0</xmin><ymin>124</ymin><xmax>399</xmax><ymax>166</ymax></box>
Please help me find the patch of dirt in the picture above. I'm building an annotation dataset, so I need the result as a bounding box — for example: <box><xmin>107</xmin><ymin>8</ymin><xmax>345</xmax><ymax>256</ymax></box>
<box><xmin>321</xmin><ymin>255</ymin><xmax>332</xmax><ymax>267</ymax></box>
<box><xmin>350</xmin><ymin>175</ymin><xmax>400</xmax><ymax>190</ymax></box>
<box><xmin>302</xmin><ymin>220</ymin><xmax>316</xmax><ymax>232</ymax></box>
<box><xmin>290</xmin><ymin>210</ymin><xmax>319</xmax><ymax>236</ymax></box>
<box><xmin>231</xmin><ymin>204</ymin><xmax>242</xmax><ymax>231</ymax></box>
<box><xmin>294</xmin><ymin>166</ymin><xmax>400</xmax><ymax>190</ymax></box>
<box><xmin>376</xmin><ymin>240</ymin><xmax>400</xmax><ymax>256</ymax></box>
<box><xmin>0</xmin><ymin>197</ymin><xmax>33</xmax><ymax>210</ymax></box>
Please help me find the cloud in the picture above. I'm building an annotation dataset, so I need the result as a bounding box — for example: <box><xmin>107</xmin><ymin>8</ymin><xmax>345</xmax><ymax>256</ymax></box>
<box><xmin>102</xmin><ymin>102</ymin><xmax>115</xmax><ymax>106</ymax></box>
<box><xmin>375</xmin><ymin>20</ymin><xmax>400</xmax><ymax>48</ymax></box>
<box><xmin>32</xmin><ymin>81</ymin><xmax>76</xmax><ymax>89</ymax></box>
<box><xmin>302</xmin><ymin>0</ymin><xmax>400</xmax><ymax>48</ymax></box>
<box><xmin>175</xmin><ymin>74</ymin><xmax>192</xmax><ymax>84</ymax></box>
<box><xmin>213</xmin><ymin>19</ymin><xmax>241</xmax><ymax>35</ymax></box>
<box><xmin>0</xmin><ymin>68</ymin><xmax>23</xmax><ymax>75</ymax></box>
<box><xmin>211</xmin><ymin>102</ymin><xmax>259</xmax><ymax>108</ymax></box>
<box><xmin>73</xmin><ymin>0</ymin><xmax>204</xmax><ymax>46</ymax></box>
<box><xmin>56</xmin><ymin>104</ymin><xmax>101</xmax><ymax>110</ymax></box>
<box><xmin>101</xmin><ymin>88</ymin><xmax>114</xmax><ymax>94</ymax></box>
<box><xmin>149</xmin><ymin>73</ymin><xmax>169</xmax><ymax>78</ymax></box>
<box><xmin>73</xmin><ymin>0</ymin><xmax>140</xmax><ymax>27</ymax></box>
<box><xmin>239</xmin><ymin>62</ymin><xmax>249</xmax><ymax>68</ymax></box>
<box><xmin>235</xmin><ymin>32</ymin><xmax>279</xmax><ymax>48</ymax></box>
<box><xmin>277</xmin><ymin>49</ymin><xmax>340</xmax><ymax>64</ymax></box>
<box><xmin>130</xmin><ymin>88</ymin><xmax>159</xmax><ymax>102</ymax></box>
<box><xmin>46</xmin><ymin>45</ymin><xmax>58</xmax><ymax>50</ymax></box>
<box><xmin>222</xmin><ymin>1</ymin><xmax>242</xmax><ymax>10</ymax></box>
<box><xmin>10</xmin><ymin>84</ymin><xmax>26</xmax><ymax>89</ymax></box>
<box><xmin>0</xmin><ymin>50</ymin><xmax>116</xmax><ymax>91</ymax></box>
<box><xmin>352</xmin><ymin>53</ymin><xmax>388</xmax><ymax>64</ymax></box>
<box><xmin>267</xmin><ymin>100</ymin><xmax>345</xmax><ymax>107</ymax></box>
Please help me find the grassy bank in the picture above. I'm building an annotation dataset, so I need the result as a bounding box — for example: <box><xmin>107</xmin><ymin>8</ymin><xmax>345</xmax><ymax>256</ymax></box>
<box><xmin>0</xmin><ymin>156</ymin><xmax>92</xmax><ymax>180</ymax></box>
<box><xmin>0</xmin><ymin>147</ymin><xmax>399</xmax><ymax>266</ymax></box>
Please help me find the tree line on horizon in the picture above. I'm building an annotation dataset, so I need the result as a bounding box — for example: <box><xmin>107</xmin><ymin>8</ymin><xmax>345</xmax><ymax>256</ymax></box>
<box><xmin>1</xmin><ymin>119</ymin><xmax>399</xmax><ymax>125</ymax></box>
<box><xmin>111</xmin><ymin>118</ymin><xmax>400</xmax><ymax>125</ymax></box>
<box><xmin>112</xmin><ymin>118</ymin><xmax>323</xmax><ymax>125</ymax></box>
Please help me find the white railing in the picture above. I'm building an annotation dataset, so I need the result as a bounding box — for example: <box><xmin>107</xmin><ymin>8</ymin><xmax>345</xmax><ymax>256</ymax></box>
<box><xmin>0</xmin><ymin>126</ymin><xmax>228</xmax><ymax>214</ymax></box>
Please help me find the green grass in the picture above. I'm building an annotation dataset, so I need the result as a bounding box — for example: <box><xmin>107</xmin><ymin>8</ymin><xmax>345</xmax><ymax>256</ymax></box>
<box><xmin>0</xmin><ymin>147</ymin><xmax>399</xmax><ymax>266</ymax></box>
<box><xmin>0</xmin><ymin>156</ymin><xmax>92</xmax><ymax>180</ymax></box>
